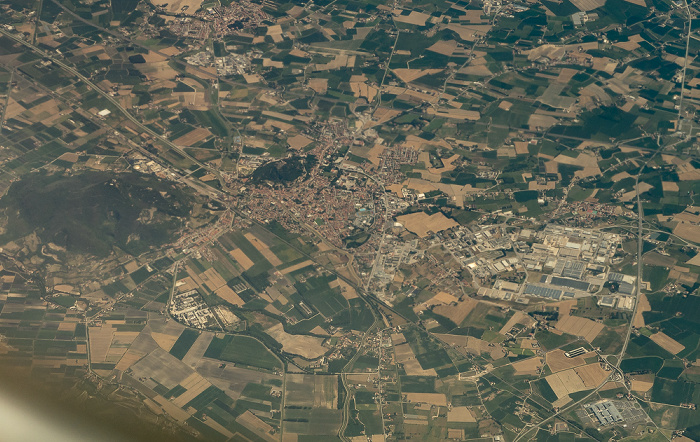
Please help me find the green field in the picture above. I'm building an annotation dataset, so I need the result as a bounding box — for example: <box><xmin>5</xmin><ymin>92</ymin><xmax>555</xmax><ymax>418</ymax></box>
<box><xmin>591</xmin><ymin>327</ymin><xmax>624</xmax><ymax>354</ymax></box>
<box><xmin>620</xmin><ymin>356</ymin><xmax>664</xmax><ymax>374</ymax></box>
<box><xmin>460</xmin><ymin>303</ymin><xmax>513</xmax><ymax>329</ymax></box>
<box><xmin>204</xmin><ymin>334</ymin><xmax>281</xmax><ymax>370</ymax></box>
<box><xmin>567</xmin><ymin>185</ymin><xmax>595</xmax><ymax>202</ymax></box>
<box><xmin>645</xmin><ymin>265</ymin><xmax>670</xmax><ymax>291</ymax></box>
<box><xmin>535</xmin><ymin>329</ymin><xmax>577</xmax><ymax>350</ymax></box>
<box><xmin>169</xmin><ymin>329</ymin><xmax>200</xmax><ymax>360</ymax></box>
<box><xmin>283</xmin><ymin>408</ymin><xmax>342</xmax><ymax>436</ymax></box>
<box><xmin>651</xmin><ymin>378</ymin><xmax>695</xmax><ymax>405</ymax></box>
<box><xmin>294</xmin><ymin>275</ymin><xmax>347</xmax><ymax>318</ymax></box>
<box><xmin>270</xmin><ymin>243</ymin><xmax>304</xmax><ymax>263</ymax></box>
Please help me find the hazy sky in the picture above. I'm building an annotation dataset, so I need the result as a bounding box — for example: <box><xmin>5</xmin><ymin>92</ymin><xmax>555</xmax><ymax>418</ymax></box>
<box><xmin>0</xmin><ymin>386</ymin><xmax>133</xmax><ymax>442</ymax></box>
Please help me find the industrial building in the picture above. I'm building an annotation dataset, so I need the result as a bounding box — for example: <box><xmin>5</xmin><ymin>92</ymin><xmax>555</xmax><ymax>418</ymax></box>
<box><xmin>585</xmin><ymin>401</ymin><xmax>624</xmax><ymax>426</ymax></box>
<box><xmin>522</xmin><ymin>283</ymin><xmax>575</xmax><ymax>300</ymax></box>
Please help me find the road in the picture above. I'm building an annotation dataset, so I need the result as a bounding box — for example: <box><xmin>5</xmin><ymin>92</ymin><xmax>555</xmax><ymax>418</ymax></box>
<box><xmin>0</xmin><ymin>68</ymin><xmax>14</xmax><ymax>128</ymax></box>
<box><xmin>338</xmin><ymin>165</ymin><xmax>390</xmax><ymax>291</ymax></box>
<box><xmin>1</xmin><ymin>27</ymin><xmax>242</xmax><ymax>207</ymax></box>
<box><xmin>617</xmin><ymin>136</ymin><xmax>668</xmax><ymax>369</ymax></box>
<box><xmin>338</xmin><ymin>314</ymin><xmax>381</xmax><ymax>442</ymax></box>
<box><xmin>676</xmin><ymin>0</ymin><xmax>693</xmax><ymax>133</ymax></box>
<box><xmin>25</xmin><ymin>1</ymin><xmax>700</xmax><ymax>162</ymax></box>
<box><xmin>611</xmin><ymin>178</ymin><xmax>644</xmax><ymax>367</ymax></box>
<box><xmin>514</xmin><ymin>137</ymin><xmax>675</xmax><ymax>441</ymax></box>
<box><xmin>44</xmin><ymin>0</ymin><xmax>353</xmax><ymax>108</ymax></box>
<box><xmin>514</xmin><ymin>370</ymin><xmax>617</xmax><ymax>442</ymax></box>
<box><xmin>9</xmin><ymin>17</ymin><xmax>686</xmax><ymax>348</ymax></box>
<box><xmin>4</xmin><ymin>7</ymin><xmax>696</xmax><ymax>440</ymax></box>
<box><xmin>165</xmin><ymin>261</ymin><xmax>180</xmax><ymax>313</ymax></box>
<box><xmin>518</xmin><ymin>137</ymin><xmax>685</xmax><ymax>441</ymax></box>
<box><xmin>6</xmin><ymin>19</ymin><xmax>692</xmax><ymax>171</ymax></box>
<box><xmin>0</xmin><ymin>29</ymin><xmax>223</xmax><ymax>181</ymax></box>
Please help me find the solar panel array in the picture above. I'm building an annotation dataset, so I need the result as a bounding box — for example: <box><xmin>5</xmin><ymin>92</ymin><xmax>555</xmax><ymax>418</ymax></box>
<box><xmin>550</xmin><ymin>276</ymin><xmax>591</xmax><ymax>291</ymax></box>
<box><xmin>523</xmin><ymin>283</ymin><xmax>563</xmax><ymax>300</ymax></box>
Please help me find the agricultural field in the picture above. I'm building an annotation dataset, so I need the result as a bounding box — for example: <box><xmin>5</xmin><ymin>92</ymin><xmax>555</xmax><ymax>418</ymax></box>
<box><xmin>1</xmin><ymin>0</ymin><xmax>700</xmax><ymax>439</ymax></box>
<box><xmin>204</xmin><ymin>335</ymin><xmax>281</xmax><ymax>371</ymax></box>
<box><xmin>283</xmin><ymin>374</ymin><xmax>342</xmax><ymax>438</ymax></box>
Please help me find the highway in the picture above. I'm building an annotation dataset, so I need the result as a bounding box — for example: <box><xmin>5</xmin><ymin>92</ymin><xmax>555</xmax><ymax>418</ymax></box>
<box><xmin>0</xmin><ymin>68</ymin><xmax>13</xmax><ymax>129</ymax></box>
<box><xmin>3</xmin><ymin>6</ymin><xmax>697</xmax><ymax>440</ymax></box>
<box><xmin>0</xmin><ymin>29</ymin><xmax>220</xmax><ymax>179</ymax></box>
<box><xmin>337</xmin><ymin>314</ymin><xmax>381</xmax><ymax>442</ymax></box>
<box><xmin>514</xmin><ymin>370</ymin><xmax>617</xmax><ymax>442</ymax></box>
<box><xmin>514</xmin><ymin>136</ymin><xmax>680</xmax><ymax>442</ymax></box>
<box><xmin>511</xmin><ymin>12</ymin><xmax>696</xmax><ymax>428</ymax></box>
<box><xmin>44</xmin><ymin>0</ymin><xmax>354</xmax><ymax>109</ymax></box>
<box><xmin>616</xmin><ymin>154</ymin><xmax>653</xmax><ymax>369</ymax></box>
<box><xmin>9</xmin><ymin>7</ymin><xmax>691</xmax><ymax>162</ymax></box>
<box><xmin>618</xmin><ymin>0</ymin><xmax>694</xmax><ymax>365</ymax></box>
<box><xmin>23</xmin><ymin>0</ymin><xmax>700</xmax><ymax>162</ymax></box>
<box><xmin>617</xmin><ymin>132</ymin><xmax>686</xmax><ymax>368</ymax></box>
<box><xmin>676</xmin><ymin>0</ymin><xmax>693</xmax><ymax>133</ymax></box>
<box><xmin>339</xmin><ymin>166</ymin><xmax>390</xmax><ymax>293</ymax></box>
